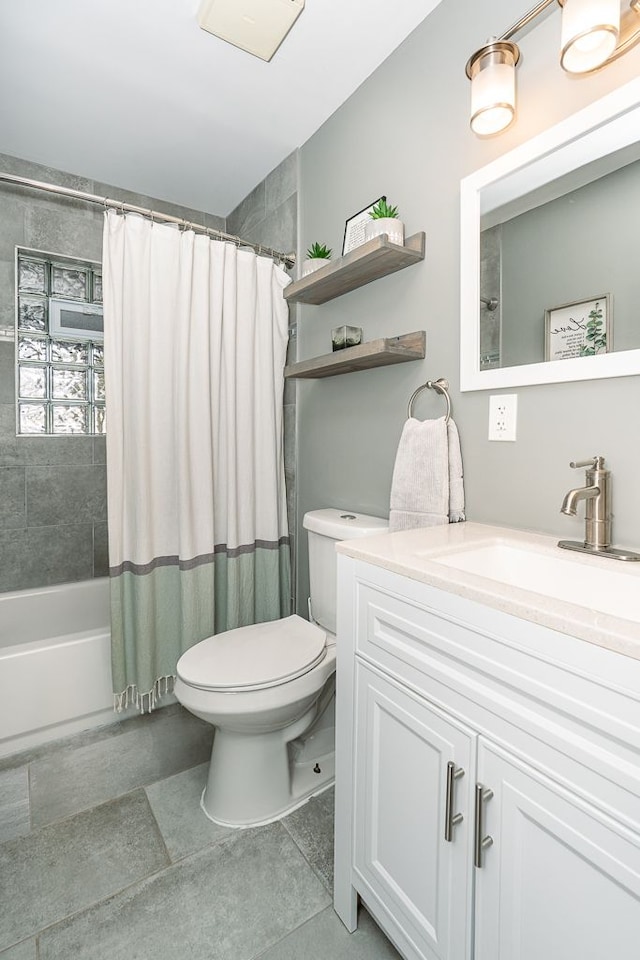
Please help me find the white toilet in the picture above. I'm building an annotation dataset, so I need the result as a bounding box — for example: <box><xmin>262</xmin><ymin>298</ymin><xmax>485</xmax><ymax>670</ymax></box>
<box><xmin>174</xmin><ymin>508</ymin><xmax>388</xmax><ymax>828</ymax></box>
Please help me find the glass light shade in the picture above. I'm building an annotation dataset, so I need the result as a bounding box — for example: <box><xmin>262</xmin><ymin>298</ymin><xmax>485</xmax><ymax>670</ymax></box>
<box><xmin>468</xmin><ymin>45</ymin><xmax>518</xmax><ymax>137</ymax></box>
<box><xmin>560</xmin><ymin>0</ymin><xmax>620</xmax><ymax>73</ymax></box>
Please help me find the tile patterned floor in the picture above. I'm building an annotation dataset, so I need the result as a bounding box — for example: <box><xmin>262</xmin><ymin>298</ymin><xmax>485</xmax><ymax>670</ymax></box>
<box><xmin>0</xmin><ymin>711</ymin><xmax>400</xmax><ymax>960</ymax></box>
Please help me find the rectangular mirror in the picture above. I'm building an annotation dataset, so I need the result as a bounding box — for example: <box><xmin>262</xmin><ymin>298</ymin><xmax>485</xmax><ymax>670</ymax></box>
<box><xmin>460</xmin><ymin>76</ymin><xmax>640</xmax><ymax>391</ymax></box>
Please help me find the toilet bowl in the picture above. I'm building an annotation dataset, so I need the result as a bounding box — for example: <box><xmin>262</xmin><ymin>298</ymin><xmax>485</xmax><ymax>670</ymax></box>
<box><xmin>175</xmin><ymin>615</ymin><xmax>336</xmax><ymax>827</ymax></box>
<box><xmin>175</xmin><ymin>508</ymin><xmax>388</xmax><ymax>828</ymax></box>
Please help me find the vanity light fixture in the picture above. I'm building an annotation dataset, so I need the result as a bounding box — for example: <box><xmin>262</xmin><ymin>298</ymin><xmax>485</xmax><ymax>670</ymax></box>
<box><xmin>466</xmin><ymin>40</ymin><xmax>520</xmax><ymax>137</ymax></box>
<box><xmin>466</xmin><ymin>0</ymin><xmax>640</xmax><ymax>136</ymax></box>
<box><xmin>559</xmin><ymin>0</ymin><xmax>620</xmax><ymax>72</ymax></box>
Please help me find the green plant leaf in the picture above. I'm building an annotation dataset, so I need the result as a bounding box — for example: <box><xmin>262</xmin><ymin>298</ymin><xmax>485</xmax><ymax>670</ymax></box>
<box><xmin>306</xmin><ymin>242</ymin><xmax>332</xmax><ymax>260</ymax></box>
<box><xmin>370</xmin><ymin>199</ymin><xmax>399</xmax><ymax>220</ymax></box>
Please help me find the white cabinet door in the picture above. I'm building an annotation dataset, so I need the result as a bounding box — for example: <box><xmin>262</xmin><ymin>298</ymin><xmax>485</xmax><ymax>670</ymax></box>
<box><xmin>475</xmin><ymin>739</ymin><xmax>640</xmax><ymax>960</ymax></box>
<box><xmin>353</xmin><ymin>662</ymin><xmax>476</xmax><ymax>960</ymax></box>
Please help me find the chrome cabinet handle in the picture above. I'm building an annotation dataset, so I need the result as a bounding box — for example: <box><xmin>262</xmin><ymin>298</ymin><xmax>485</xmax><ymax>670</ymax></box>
<box><xmin>444</xmin><ymin>760</ymin><xmax>465</xmax><ymax>842</ymax></box>
<box><xmin>474</xmin><ymin>783</ymin><xmax>494</xmax><ymax>868</ymax></box>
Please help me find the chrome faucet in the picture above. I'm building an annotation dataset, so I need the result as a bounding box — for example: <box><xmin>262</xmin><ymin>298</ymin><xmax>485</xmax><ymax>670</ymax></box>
<box><xmin>560</xmin><ymin>456</ymin><xmax>610</xmax><ymax>550</ymax></box>
<box><xmin>559</xmin><ymin>456</ymin><xmax>640</xmax><ymax>561</ymax></box>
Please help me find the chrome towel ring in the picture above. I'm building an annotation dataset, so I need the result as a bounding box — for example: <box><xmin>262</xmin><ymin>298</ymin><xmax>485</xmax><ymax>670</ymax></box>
<box><xmin>407</xmin><ymin>378</ymin><xmax>451</xmax><ymax>422</ymax></box>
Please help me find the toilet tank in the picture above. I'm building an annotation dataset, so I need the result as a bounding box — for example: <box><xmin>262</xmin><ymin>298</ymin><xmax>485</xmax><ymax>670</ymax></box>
<box><xmin>303</xmin><ymin>509</ymin><xmax>389</xmax><ymax>635</ymax></box>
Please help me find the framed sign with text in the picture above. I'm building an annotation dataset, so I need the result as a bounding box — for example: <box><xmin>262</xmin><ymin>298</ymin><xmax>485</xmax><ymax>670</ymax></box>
<box><xmin>544</xmin><ymin>295</ymin><xmax>612</xmax><ymax>361</ymax></box>
<box><xmin>342</xmin><ymin>197</ymin><xmax>385</xmax><ymax>255</ymax></box>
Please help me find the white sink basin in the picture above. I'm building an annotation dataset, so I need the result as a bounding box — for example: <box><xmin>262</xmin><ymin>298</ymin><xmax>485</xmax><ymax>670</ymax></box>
<box><xmin>430</xmin><ymin>540</ymin><xmax>640</xmax><ymax>623</ymax></box>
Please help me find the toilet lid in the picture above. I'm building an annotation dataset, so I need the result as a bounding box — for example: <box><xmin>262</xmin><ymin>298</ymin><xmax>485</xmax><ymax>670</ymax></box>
<box><xmin>176</xmin><ymin>615</ymin><xmax>327</xmax><ymax>692</ymax></box>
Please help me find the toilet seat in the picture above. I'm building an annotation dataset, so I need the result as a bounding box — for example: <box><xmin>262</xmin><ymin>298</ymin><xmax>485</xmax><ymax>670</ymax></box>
<box><xmin>176</xmin><ymin>614</ymin><xmax>327</xmax><ymax>692</ymax></box>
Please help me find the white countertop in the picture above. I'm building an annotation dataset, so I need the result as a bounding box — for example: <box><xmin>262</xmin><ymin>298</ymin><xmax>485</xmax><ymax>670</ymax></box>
<box><xmin>337</xmin><ymin>521</ymin><xmax>640</xmax><ymax>661</ymax></box>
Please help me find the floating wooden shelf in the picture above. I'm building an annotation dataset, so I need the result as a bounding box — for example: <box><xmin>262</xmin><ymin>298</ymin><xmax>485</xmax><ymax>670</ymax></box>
<box><xmin>284</xmin><ymin>232</ymin><xmax>425</xmax><ymax>305</ymax></box>
<box><xmin>284</xmin><ymin>331</ymin><xmax>426</xmax><ymax>379</ymax></box>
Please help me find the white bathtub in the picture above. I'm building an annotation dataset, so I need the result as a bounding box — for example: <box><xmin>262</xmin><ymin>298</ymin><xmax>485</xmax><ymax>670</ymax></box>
<box><xmin>0</xmin><ymin>578</ymin><xmax>115</xmax><ymax>758</ymax></box>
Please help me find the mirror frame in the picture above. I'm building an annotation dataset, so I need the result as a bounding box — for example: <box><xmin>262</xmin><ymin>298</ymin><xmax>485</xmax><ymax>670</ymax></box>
<box><xmin>460</xmin><ymin>76</ymin><xmax>640</xmax><ymax>392</ymax></box>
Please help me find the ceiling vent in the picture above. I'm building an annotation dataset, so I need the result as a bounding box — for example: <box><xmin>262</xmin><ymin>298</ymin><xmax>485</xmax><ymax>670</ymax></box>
<box><xmin>197</xmin><ymin>0</ymin><xmax>305</xmax><ymax>62</ymax></box>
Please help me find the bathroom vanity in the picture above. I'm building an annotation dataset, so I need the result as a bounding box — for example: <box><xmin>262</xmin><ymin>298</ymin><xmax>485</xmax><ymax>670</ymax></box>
<box><xmin>333</xmin><ymin>523</ymin><xmax>640</xmax><ymax>960</ymax></box>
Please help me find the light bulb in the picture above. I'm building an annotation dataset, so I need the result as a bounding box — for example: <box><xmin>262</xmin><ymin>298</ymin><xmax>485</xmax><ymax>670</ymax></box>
<box><xmin>560</xmin><ymin>0</ymin><xmax>620</xmax><ymax>73</ymax></box>
<box><xmin>467</xmin><ymin>42</ymin><xmax>519</xmax><ymax>137</ymax></box>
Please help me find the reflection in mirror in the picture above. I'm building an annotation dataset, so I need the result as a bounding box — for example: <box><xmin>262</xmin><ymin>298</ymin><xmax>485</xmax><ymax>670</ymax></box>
<box><xmin>460</xmin><ymin>77</ymin><xmax>640</xmax><ymax>391</ymax></box>
<box><xmin>480</xmin><ymin>146</ymin><xmax>640</xmax><ymax>371</ymax></box>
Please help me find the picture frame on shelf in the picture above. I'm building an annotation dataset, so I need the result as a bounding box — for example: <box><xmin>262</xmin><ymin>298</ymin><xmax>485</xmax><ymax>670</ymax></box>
<box><xmin>544</xmin><ymin>294</ymin><xmax>612</xmax><ymax>361</ymax></box>
<box><xmin>342</xmin><ymin>197</ymin><xmax>385</xmax><ymax>255</ymax></box>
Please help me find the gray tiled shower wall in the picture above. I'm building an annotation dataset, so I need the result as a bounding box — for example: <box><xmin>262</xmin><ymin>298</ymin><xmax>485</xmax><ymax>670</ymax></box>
<box><xmin>0</xmin><ymin>151</ymin><xmax>298</xmax><ymax>596</ymax></box>
<box><xmin>479</xmin><ymin>224</ymin><xmax>502</xmax><ymax>368</ymax></box>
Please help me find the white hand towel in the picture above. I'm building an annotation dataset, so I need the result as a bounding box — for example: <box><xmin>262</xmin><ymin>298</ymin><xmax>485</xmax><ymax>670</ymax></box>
<box><xmin>447</xmin><ymin>419</ymin><xmax>466</xmax><ymax>523</ymax></box>
<box><xmin>389</xmin><ymin>416</ymin><xmax>465</xmax><ymax>532</ymax></box>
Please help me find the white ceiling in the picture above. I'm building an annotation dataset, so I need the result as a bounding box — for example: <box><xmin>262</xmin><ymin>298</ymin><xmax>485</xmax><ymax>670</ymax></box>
<box><xmin>0</xmin><ymin>0</ymin><xmax>444</xmax><ymax>217</ymax></box>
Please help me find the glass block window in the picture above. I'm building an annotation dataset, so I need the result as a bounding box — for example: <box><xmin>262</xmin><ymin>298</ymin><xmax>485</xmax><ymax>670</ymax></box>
<box><xmin>16</xmin><ymin>249</ymin><xmax>105</xmax><ymax>436</ymax></box>
<box><xmin>18</xmin><ymin>295</ymin><xmax>47</xmax><ymax>331</ymax></box>
<box><xmin>18</xmin><ymin>258</ymin><xmax>47</xmax><ymax>294</ymax></box>
<box><xmin>51</xmin><ymin>263</ymin><xmax>90</xmax><ymax>300</ymax></box>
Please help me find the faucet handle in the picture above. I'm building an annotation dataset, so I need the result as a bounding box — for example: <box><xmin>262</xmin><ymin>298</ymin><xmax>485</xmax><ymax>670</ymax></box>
<box><xmin>570</xmin><ymin>456</ymin><xmax>605</xmax><ymax>469</ymax></box>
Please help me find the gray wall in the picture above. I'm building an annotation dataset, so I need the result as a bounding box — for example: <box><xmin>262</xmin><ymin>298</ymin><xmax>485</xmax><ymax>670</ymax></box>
<box><xmin>295</xmin><ymin>0</ymin><xmax>640</xmax><ymax>611</ymax></box>
<box><xmin>0</xmin><ymin>155</ymin><xmax>224</xmax><ymax>593</ymax></box>
<box><xmin>227</xmin><ymin>151</ymin><xmax>298</xmax><ymax>609</ymax></box>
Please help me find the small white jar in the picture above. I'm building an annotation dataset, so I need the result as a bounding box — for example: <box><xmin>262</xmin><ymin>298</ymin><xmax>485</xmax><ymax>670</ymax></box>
<box><xmin>364</xmin><ymin>217</ymin><xmax>405</xmax><ymax>246</ymax></box>
<box><xmin>301</xmin><ymin>257</ymin><xmax>330</xmax><ymax>278</ymax></box>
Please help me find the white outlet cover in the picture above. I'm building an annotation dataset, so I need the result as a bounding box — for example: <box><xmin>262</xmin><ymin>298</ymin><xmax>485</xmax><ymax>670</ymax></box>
<box><xmin>488</xmin><ymin>394</ymin><xmax>518</xmax><ymax>442</ymax></box>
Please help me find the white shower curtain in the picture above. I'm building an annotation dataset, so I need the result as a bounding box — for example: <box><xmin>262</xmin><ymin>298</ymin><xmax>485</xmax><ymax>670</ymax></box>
<box><xmin>103</xmin><ymin>211</ymin><xmax>292</xmax><ymax>710</ymax></box>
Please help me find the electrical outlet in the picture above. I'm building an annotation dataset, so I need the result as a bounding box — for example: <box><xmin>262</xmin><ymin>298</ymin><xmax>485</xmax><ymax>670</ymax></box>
<box><xmin>488</xmin><ymin>394</ymin><xmax>518</xmax><ymax>441</ymax></box>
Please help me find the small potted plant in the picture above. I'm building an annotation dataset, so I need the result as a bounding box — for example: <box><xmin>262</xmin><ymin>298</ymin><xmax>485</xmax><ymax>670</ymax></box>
<box><xmin>364</xmin><ymin>198</ymin><xmax>404</xmax><ymax>246</ymax></box>
<box><xmin>301</xmin><ymin>242</ymin><xmax>332</xmax><ymax>278</ymax></box>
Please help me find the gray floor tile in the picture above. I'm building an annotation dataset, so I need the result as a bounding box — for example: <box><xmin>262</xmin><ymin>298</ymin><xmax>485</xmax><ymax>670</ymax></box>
<box><xmin>0</xmin><ymin>716</ymin><xmax>126</xmax><ymax>774</ymax></box>
<box><xmin>145</xmin><ymin>762</ymin><xmax>234</xmax><ymax>861</ymax></box>
<box><xmin>0</xmin><ymin>765</ymin><xmax>30</xmax><ymax>843</ymax></box>
<box><xmin>0</xmin><ymin>703</ymin><xmax>184</xmax><ymax>775</ymax></box>
<box><xmin>38</xmin><ymin>822</ymin><xmax>330</xmax><ymax>960</ymax></box>
<box><xmin>0</xmin><ymin>790</ymin><xmax>169</xmax><ymax>952</ymax></box>
<box><xmin>0</xmin><ymin>939</ymin><xmax>36</xmax><ymax>960</ymax></box>
<box><xmin>256</xmin><ymin>905</ymin><xmax>401</xmax><ymax>960</ymax></box>
<box><xmin>282</xmin><ymin>786</ymin><xmax>335</xmax><ymax>890</ymax></box>
<box><xmin>30</xmin><ymin>706</ymin><xmax>212</xmax><ymax>827</ymax></box>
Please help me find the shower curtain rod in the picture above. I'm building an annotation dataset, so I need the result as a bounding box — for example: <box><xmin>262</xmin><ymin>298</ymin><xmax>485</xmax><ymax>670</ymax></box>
<box><xmin>0</xmin><ymin>171</ymin><xmax>297</xmax><ymax>269</ymax></box>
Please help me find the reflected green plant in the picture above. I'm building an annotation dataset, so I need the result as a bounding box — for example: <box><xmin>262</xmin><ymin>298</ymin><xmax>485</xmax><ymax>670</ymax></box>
<box><xmin>580</xmin><ymin>302</ymin><xmax>607</xmax><ymax>356</ymax></box>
